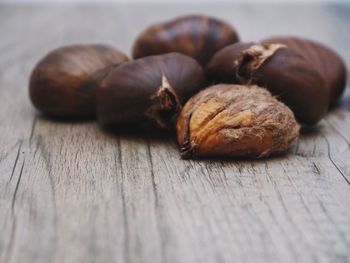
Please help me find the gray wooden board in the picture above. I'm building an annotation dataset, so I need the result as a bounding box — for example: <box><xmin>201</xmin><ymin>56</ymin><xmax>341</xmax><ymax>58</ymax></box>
<box><xmin>0</xmin><ymin>3</ymin><xmax>350</xmax><ymax>263</ymax></box>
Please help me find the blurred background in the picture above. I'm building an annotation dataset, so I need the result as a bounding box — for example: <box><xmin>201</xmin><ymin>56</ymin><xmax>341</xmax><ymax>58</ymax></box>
<box><xmin>1</xmin><ymin>0</ymin><xmax>349</xmax><ymax>3</ymax></box>
<box><xmin>0</xmin><ymin>0</ymin><xmax>349</xmax><ymax>91</ymax></box>
<box><xmin>1</xmin><ymin>0</ymin><xmax>349</xmax><ymax>64</ymax></box>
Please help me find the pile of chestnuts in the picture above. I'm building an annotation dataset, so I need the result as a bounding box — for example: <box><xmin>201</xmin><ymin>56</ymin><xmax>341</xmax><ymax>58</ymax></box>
<box><xmin>29</xmin><ymin>14</ymin><xmax>347</xmax><ymax>159</ymax></box>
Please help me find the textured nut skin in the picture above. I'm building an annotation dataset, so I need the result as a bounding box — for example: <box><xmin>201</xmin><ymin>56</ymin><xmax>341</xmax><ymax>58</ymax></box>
<box><xmin>29</xmin><ymin>44</ymin><xmax>129</xmax><ymax>117</ymax></box>
<box><xmin>177</xmin><ymin>84</ymin><xmax>300</xmax><ymax>159</ymax></box>
<box><xmin>262</xmin><ymin>36</ymin><xmax>347</xmax><ymax>105</ymax></box>
<box><xmin>97</xmin><ymin>53</ymin><xmax>205</xmax><ymax>129</ymax></box>
<box><xmin>207</xmin><ymin>42</ymin><xmax>329</xmax><ymax>124</ymax></box>
<box><xmin>132</xmin><ymin>15</ymin><xmax>239</xmax><ymax>66</ymax></box>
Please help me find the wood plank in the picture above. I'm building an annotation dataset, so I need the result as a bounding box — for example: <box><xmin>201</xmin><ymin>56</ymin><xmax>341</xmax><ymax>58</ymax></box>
<box><xmin>0</xmin><ymin>4</ymin><xmax>349</xmax><ymax>263</ymax></box>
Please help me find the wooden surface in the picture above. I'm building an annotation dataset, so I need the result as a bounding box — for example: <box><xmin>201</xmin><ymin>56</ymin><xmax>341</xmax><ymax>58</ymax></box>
<box><xmin>0</xmin><ymin>3</ymin><xmax>350</xmax><ymax>263</ymax></box>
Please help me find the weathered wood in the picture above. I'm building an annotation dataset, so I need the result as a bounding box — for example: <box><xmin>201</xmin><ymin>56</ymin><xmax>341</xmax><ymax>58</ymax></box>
<box><xmin>0</xmin><ymin>3</ymin><xmax>350</xmax><ymax>263</ymax></box>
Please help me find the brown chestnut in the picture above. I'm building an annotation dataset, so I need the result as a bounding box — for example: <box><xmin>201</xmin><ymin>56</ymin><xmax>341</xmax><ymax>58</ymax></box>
<box><xmin>30</xmin><ymin>44</ymin><xmax>129</xmax><ymax>117</ymax></box>
<box><xmin>132</xmin><ymin>15</ymin><xmax>239</xmax><ymax>66</ymax></box>
<box><xmin>207</xmin><ymin>42</ymin><xmax>329</xmax><ymax>124</ymax></box>
<box><xmin>97</xmin><ymin>52</ymin><xmax>205</xmax><ymax>129</ymax></box>
<box><xmin>177</xmin><ymin>84</ymin><xmax>300</xmax><ymax>159</ymax></box>
<box><xmin>262</xmin><ymin>36</ymin><xmax>347</xmax><ymax>106</ymax></box>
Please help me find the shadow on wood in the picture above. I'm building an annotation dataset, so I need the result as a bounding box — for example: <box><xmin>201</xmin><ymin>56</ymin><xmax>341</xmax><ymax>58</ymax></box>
<box><xmin>35</xmin><ymin>112</ymin><xmax>96</xmax><ymax>124</ymax></box>
<box><xmin>101</xmin><ymin>122</ymin><xmax>176</xmax><ymax>142</ymax></box>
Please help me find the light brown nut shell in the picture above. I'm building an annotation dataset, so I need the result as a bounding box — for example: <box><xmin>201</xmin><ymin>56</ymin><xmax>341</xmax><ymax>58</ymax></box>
<box><xmin>176</xmin><ymin>84</ymin><xmax>300</xmax><ymax>159</ymax></box>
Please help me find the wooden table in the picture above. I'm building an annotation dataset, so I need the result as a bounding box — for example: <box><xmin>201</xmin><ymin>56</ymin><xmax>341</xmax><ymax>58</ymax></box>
<box><xmin>0</xmin><ymin>3</ymin><xmax>350</xmax><ymax>263</ymax></box>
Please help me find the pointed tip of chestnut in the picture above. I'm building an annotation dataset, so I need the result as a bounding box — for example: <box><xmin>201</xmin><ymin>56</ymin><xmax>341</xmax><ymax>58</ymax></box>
<box><xmin>97</xmin><ymin>52</ymin><xmax>206</xmax><ymax>129</ymax></box>
<box><xmin>132</xmin><ymin>14</ymin><xmax>239</xmax><ymax>66</ymax></box>
<box><xmin>29</xmin><ymin>44</ymin><xmax>129</xmax><ymax>117</ymax></box>
<box><xmin>207</xmin><ymin>42</ymin><xmax>255</xmax><ymax>84</ymax></box>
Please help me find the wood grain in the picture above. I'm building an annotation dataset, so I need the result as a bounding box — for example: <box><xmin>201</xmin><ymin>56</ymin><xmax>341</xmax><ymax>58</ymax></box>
<box><xmin>0</xmin><ymin>3</ymin><xmax>349</xmax><ymax>263</ymax></box>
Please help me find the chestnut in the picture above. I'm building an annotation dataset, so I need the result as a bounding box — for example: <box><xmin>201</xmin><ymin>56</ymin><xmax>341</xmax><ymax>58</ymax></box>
<box><xmin>30</xmin><ymin>44</ymin><xmax>129</xmax><ymax>117</ymax></box>
<box><xmin>132</xmin><ymin>15</ymin><xmax>239</xmax><ymax>66</ymax></box>
<box><xmin>177</xmin><ymin>84</ymin><xmax>300</xmax><ymax>159</ymax></box>
<box><xmin>97</xmin><ymin>52</ymin><xmax>205</xmax><ymax>129</ymax></box>
<box><xmin>262</xmin><ymin>36</ymin><xmax>347</xmax><ymax>106</ymax></box>
<box><xmin>207</xmin><ymin>42</ymin><xmax>329</xmax><ymax>124</ymax></box>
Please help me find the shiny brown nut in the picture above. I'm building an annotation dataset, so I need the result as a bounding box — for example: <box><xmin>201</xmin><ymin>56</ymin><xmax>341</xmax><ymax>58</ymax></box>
<box><xmin>206</xmin><ymin>42</ymin><xmax>254</xmax><ymax>83</ymax></box>
<box><xmin>97</xmin><ymin>53</ymin><xmax>205</xmax><ymax>129</ymax></box>
<box><xmin>262</xmin><ymin>36</ymin><xmax>347</xmax><ymax>106</ymax></box>
<box><xmin>29</xmin><ymin>44</ymin><xmax>129</xmax><ymax>117</ymax></box>
<box><xmin>207</xmin><ymin>42</ymin><xmax>329</xmax><ymax>124</ymax></box>
<box><xmin>177</xmin><ymin>84</ymin><xmax>300</xmax><ymax>159</ymax></box>
<box><xmin>132</xmin><ymin>15</ymin><xmax>239</xmax><ymax>66</ymax></box>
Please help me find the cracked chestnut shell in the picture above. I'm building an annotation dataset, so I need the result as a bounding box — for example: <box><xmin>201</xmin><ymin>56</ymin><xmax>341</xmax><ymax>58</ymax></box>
<box><xmin>132</xmin><ymin>15</ymin><xmax>239</xmax><ymax>66</ymax></box>
<box><xmin>177</xmin><ymin>84</ymin><xmax>300</xmax><ymax>159</ymax></box>
<box><xmin>262</xmin><ymin>36</ymin><xmax>347</xmax><ymax>106</ymax></box>
<box><xmin>97</xmin><ymin>53</ymin><xmax>205</xmax><ymax>129</ymax></box>
<box><xmin>207</xmin><ymin>42</ymin><xmax>329</xmax><ymax>124</ymax></box>
<box><xmin>30</xmin><ymin>44</ymin><xmax>129</xmax><ymax>117</ymax></box>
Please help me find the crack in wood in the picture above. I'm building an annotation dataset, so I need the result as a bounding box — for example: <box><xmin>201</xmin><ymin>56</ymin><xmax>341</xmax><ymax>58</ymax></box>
<box><xmin>146</xmin><ymin>141</ymin><xmax>166</xmax><ymax>263</ymax></box>
<box><xmin>321</xmin><ymin>132</ymin><xmax>350</xmax><ymax>185</ymax></box>
<box><xmin>8</xmin><ymin>141</ymin><xmax>22</xmax><ymax>183</ymax></box>
<box><xmin>11</xmin><ymin>158</ymin><xmax>25</xmax><ymax>210</ymax></box>
<box><xmin>4</xmin><ymin>159</ymin><xmax>25</xmax><ymax>263</ymax></box>
<box><xmin>312</xmin><ymin>162</ymin><xmax>321</xmax><ymax>175</ymax></box>
<box><xmin>116</xmin><ymin>136</ymin><xmax>130</xmax><ymax>263</ymax></box>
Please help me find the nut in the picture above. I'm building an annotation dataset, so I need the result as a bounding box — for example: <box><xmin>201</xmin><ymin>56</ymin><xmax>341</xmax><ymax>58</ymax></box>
<box><xmin>207</xmin><ymin>42</ymin><xmax>329</xmax><ymax>124</ymax></box>
<box><xmin>132</xmin><ymin>15</ymin><xmax>239</xmax><ymax>66</ymax></box>
<box><xmin>177</xmin><ymin>84</ymin><xmax>300</xmax><ymax>159</ymax></box>
<box><xmin>206</xmin><ymin>42</ymin><xmax>254</xmax><ymax>83</ymax></box>
<box><xmin>29</xmin><ymin>44</ymin><xmax>129</xmax><ymax>117</ymax></box>
<box><xmin>97</xmin><ymin>52</ymin><xmax>205</xmax><ymax>129</ymax></box>
<box><xmin>262</xmin><ymin>36</ymin><xmax>347</xmax><ymax>106</ymax></box>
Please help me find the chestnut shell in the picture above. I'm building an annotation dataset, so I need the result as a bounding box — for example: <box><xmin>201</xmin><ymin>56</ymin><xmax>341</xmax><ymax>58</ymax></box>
<box><xmin>132</xmin><ymin>15</ymin><xmax>239</xmax><ymax>66</ymax></box>
<box><xmin>30</xmin><ymin>44</ymin><xmax>129</xmax><ymax>117</ymax></box>
<box><xmin>206</xmin><ymin>42</ymin><xmax>254</xmax><ymax>83</ymax></box>
<box><xmin>177</xmin><ymin>84</ymin><xmax>300</xmax><ymax>159</ymax></box>
<box><xmin>207</xmin><ymin>42</ymin><xmax>329</xmax><ymax>124</ymax></box>
<box><xmin>262</xmin><ymin>36</ymin><xmax>347</xmax><ymax>105</ymax></box>
<box><xmin>97</xmin><ymin>52</ymin><xmax>205</xmax><ymax>129</ymax></box>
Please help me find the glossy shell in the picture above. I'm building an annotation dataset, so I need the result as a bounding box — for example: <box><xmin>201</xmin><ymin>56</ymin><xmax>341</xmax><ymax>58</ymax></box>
<box><xmin>262</xmin><ymin>36</ymin><xmax>347</xmax><ymax>105</ymax></box>
<box><xmin>207</xmin><ymin>42</ymin><xmax>329</xmax><ymax>124</ymax></box>
<box><xmin>29</xmin><ymin>44</ymin><xmax>129</xmax><ymax>117</ymax></box>
<box><xmin>132</xmin><ymin>15</ymin><xmax>239</xmax><ymax>66</ymax></box>
<box><xmin>97</xmin><ymin>52</ymin><xmax>205</xmax><ymax>129</ymax></box>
